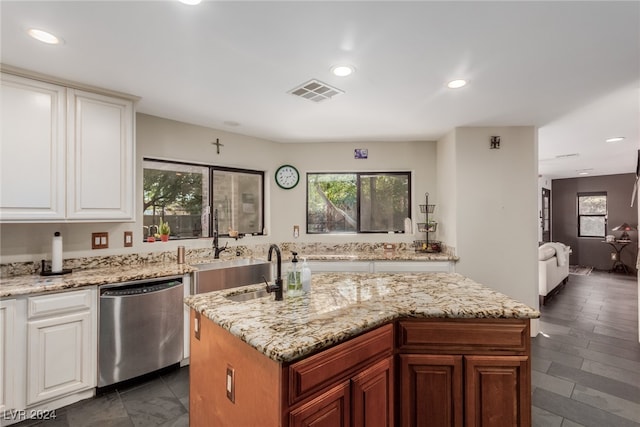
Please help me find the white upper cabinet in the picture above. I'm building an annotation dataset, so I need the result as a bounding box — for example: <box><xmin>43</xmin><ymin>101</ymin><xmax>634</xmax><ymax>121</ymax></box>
<box><xmin>0</xmin><ymin>72</ymin><xmax>135</xmax><ymax>222</ymax></box>
<box><xmin>66</xmin><ymin>89</ymin><xmax>134</xmax><ymax>220</ymax></box>
<box><xmin>0</xmin><ymin>74</ymin><xmax>66</xmax><ymax>220</ymax></box>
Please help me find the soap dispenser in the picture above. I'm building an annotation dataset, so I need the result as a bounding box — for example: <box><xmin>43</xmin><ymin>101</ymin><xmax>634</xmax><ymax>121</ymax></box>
<box><xmin>287</xmin><ymin>252</ymin><xmax>302</xmax><ymax>296</ymax></box>
<box><xmin>301</xmin><ymin>257</ymin><xmax>311</xmax><ymax>292</ymax></box>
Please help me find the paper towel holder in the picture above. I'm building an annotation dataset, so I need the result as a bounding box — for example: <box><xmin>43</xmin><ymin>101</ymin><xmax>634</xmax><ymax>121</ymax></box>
<box><xmin>40</xmin><ymin>259</ymin><xmax>72</xmax><ymax>276</ymax></box>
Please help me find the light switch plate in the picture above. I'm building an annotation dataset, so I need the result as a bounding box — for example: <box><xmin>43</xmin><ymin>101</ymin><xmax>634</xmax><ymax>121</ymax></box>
<box><xmin>124</xmin><ymin>231</ymin><xmax>133</xmax><ymax>247</ymax></box>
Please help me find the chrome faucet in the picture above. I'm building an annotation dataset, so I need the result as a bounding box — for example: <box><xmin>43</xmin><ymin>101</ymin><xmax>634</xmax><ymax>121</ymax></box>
<box><xmin>213</xmin><ymin>209</ymin><xmax>228</xmax><ymax>259</ymax></box>
<box><xmin>265</xmin><ymin>244</ymin><xmax>283</xmax><ymax>301</ymax></box>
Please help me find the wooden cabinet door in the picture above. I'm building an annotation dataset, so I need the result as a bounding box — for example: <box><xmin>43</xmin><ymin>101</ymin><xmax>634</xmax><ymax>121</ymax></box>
<box><xmin>352</xmin><ymin>356</ymin><xmax>393</xmax><ymax>427</ymax></box>
<box><xmin>400</xmin><ymin>354</ymin><xmax>463</xmax><ymax>427</ymax></box>
<box><xmin>464</xmin><ymin>356</ymin><xmax>530</xmax><ymax>427</ymax></box>
<box><xmin>0</xmin><ymin>73</ymin><xmax>66</xmax><ymax>221</ymax></box>
<box><xmin>290</xmin><ymin>381</ymin><xmax>351</xmax><ymax>427</ymax></box>
<box><xmin>67</xmin><ymin>88</ymin><xmax>134</xmax><ymax>220</ymax></box>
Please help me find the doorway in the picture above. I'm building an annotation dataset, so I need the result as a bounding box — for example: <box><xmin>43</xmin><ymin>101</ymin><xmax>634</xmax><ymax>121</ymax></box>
<box><xmin>541</xmin><ymin>188</ymin><xmax>551</xmax><ymax>243</ymax></box>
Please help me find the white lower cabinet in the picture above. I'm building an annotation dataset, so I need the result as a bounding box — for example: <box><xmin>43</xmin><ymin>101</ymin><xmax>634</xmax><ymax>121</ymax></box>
<box><xmin>1</xmin><ymin>299</ymin><xmax>26</xmax><ymax>414</ymax></box>
<box><xmin>25</xmin><ymin>288</ymin><xmax>97</xmax><ymax>407</ymax></box>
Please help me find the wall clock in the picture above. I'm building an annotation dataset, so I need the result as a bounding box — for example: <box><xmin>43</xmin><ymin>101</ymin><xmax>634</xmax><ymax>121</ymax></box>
<box><xmin>275</xmin><ymin>164</ymin><xmax>299</xmax><ymax>189</ymax></box>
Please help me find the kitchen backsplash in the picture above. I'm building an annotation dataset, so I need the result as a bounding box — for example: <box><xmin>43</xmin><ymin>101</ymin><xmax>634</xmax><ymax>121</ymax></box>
<box><xmin>0</xmin><ymin>242</ymin><xmax>456</xmax><ymax>278</ymax></box>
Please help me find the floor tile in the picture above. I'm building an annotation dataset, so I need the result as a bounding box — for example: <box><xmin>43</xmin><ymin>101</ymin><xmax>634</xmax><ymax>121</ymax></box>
<box><xmin>547</xmin><ymin>362</ymin><xmax>640</xmax><ymax>403</ymax></box>
<box><xmin>532</xmin><ymin>405</ymin><xmax>563</xmax><ymax>427</ymax></box>
<box><xmin>580</xmin><ymin>359</ymin><xmax>640</xmax><ymax>387</ymax></box>
<box><xmin>532</xmin><ymin>370</ymin><xmax>575</xmax><ymax>397</ymax></box>
<box><xmin>119</xmin><ymin>376</ymin><xmax>187</xmax><ymax>426</ymax></box>
<box><xmin>532</xmin><ymin>388</ymin><xmax>640</xmax><ymax>427</ymax></box>
<box><xmin>571</xmin><ymin>384</ymin><xmax>640</xmax><ymax>424</ymax></box>
<box><xmin>65</xmin><ymin>392</ymin><xmax>131</xmax><ymax>427</ymax></box>
<box><xmin>533</xmin><ymin>346</ymin><xmax>584</xmax><ymax>369</ymax></box>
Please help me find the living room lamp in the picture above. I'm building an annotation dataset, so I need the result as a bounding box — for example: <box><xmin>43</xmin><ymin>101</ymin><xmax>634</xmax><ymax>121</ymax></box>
<box><xmin>612</xmin><ymin>223</ymin><xmax>635</xmax><ymax>241</ymax></box>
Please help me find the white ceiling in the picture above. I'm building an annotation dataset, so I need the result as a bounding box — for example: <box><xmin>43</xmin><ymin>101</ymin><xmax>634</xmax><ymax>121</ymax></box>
<box><xmin>1</xmin><ymin>1</ymin><xmax>638</xmax><ymax>179</ymax></box>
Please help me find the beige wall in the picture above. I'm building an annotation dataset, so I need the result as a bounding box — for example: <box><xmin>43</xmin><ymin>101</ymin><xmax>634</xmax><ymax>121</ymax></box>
<box><xmin>436</xmin><ymin>130</ymin><xmax>457</xmax><ymax>249</ymax></box>
<box><xmin>0</xmin><ymin>114</ymin><xmax>437</xmax><ymax>262</ymax></box>
<box><xmin>453</xmin><ymin>127</ymin><xmax>539</xmax><ymax>309</ymax></box>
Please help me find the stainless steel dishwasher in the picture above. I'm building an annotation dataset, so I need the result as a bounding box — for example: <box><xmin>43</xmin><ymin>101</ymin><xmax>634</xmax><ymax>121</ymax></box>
<box><xmin>98</xmin><ymin>276</ymin><xmax>184</xmax><ymax>388</ymax></box>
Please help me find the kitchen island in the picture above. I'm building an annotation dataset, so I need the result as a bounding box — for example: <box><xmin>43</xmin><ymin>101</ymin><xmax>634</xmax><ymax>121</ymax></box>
<box><xmin>185</xmin><ymin>272</ymin><xmax>539</xmax><ymax>427</ymax></box>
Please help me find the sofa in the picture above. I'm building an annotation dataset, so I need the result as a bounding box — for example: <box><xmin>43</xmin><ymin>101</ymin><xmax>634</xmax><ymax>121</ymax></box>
<box><xmin>539</xmin><ymin>242</ymin><xmax>571</xmax><ymax>305</ymax></box>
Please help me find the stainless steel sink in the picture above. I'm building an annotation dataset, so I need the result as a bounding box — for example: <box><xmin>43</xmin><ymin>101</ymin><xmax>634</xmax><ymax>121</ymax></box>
<box><xmin>194</xmin><ymin>258</ymin><xmax>272</xmax><ymax>294</ymax></box>
<box><xmin>225</xmin><ymin>289</ymin><xmax>270</xmax><ymax>302</ymax></box>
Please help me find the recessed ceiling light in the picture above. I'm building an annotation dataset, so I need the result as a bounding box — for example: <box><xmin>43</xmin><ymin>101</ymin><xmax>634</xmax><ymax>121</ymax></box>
<box><xmin>331</xmin><ymin>65</ymin><xmax>355</xmax><ymax>77</ymax></box>
<box><xmin>578</xmin><ymin>171</ymin><xmax>590</xmax><ymax>175</ymax></box>
<box><xmin>27</xmin><ymin>28</ymin><xmax>61</xmax><ymax>45</ymax></box>
<box><xmin>223</xmin><ymin>121</ymin><xmax>240</xmax><ymax>127</ymax></box>
<box><xmin>577</xmin><ymin>168</ymin><xmax>593</xmax><ymax>175</ymax></box>
<box><xmin>605</xmin><ymin>137</ymin><xmax>625</xmax><ymax>143</ymax></box>
<box><xmin>179</xmin><ymin>0</ymin><xmax>201</xmax><ymax>4</ymax></box>
<box><xmin>447</xmin><ymin>79</ymin><xmax>467</xmax><ymax>89</ymax></box>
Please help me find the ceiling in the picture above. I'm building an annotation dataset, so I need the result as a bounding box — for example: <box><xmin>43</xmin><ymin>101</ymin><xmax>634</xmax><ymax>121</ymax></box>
<box><xmin>1</xmin><ymin>1</ymin><xmax>638</xmax><ymax>179</ymax></box>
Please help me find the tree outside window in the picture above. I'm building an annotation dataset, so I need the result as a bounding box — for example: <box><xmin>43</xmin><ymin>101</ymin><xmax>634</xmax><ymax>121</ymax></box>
<box><xmin>307</xmin><ymin>172</ymin><xmax>410</xmax><ymax>234</ymax></box>
<box><xmin>578</xmin><ymin>193</ymin><xmax>607</xmax><ymax>237</ymax></box>
<box><xmin>143</xmin><ymin>160</ymin><xmax>264</xmax><ymax>242</ymax></box>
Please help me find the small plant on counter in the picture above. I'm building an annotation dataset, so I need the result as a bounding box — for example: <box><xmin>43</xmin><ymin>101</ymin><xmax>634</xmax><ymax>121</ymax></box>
<box><xmin>159</xmin><ymin>220</ymin><xmax>171</xmax><ymax>242</ymax></box>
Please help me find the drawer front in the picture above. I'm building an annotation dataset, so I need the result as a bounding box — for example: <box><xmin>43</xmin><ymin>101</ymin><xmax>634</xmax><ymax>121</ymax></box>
<box><xmin>397</xmin><ymin>319</ymin><xmax>529</xmax><ymax>354</ymax></box>
<box><xmin>28</xmin><ymin>289</ymin><xmax>94</xmax><ymax>319</ymax></box>
<box><xmin>288</xmin><ymin>323</ymin><xmax>393</xmax><ymax>404</ymax></box>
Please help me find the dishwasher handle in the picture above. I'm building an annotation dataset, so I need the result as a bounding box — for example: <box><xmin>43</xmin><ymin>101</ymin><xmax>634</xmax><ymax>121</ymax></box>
<box><xmin>101</xmin><ymin>280</ymin><xmax>182</xmax><ymax>297</ymax></box>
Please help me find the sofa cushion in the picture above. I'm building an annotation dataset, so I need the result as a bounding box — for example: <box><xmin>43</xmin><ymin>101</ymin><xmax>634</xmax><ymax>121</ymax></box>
<box><xmin>538</xmin><ymin>245</ymin><xmax>556</xmax><ymax>261</ymax></box>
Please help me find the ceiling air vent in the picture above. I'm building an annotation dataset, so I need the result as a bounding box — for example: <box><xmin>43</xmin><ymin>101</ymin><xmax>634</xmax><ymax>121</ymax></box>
<box><xmin>288</xmin><ymin>79</ymin><xmax>344</xmax><ymax>103</ymax></box>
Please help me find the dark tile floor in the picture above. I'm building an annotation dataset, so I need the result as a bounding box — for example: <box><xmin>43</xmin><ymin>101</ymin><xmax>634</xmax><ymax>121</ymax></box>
<box><xmin>11</xmin><ymin>270</ymin><xmax>639</xmax><ymax>426</ymax></box>
<box><xmin>532</xmin><ymin>270</ymin><xmax>640</xmax><ymax>427</ymax></box>
<box><xmin>12</xmin><ymin>367</ymin><xmax>189</xmax><ymax>427</ymax></box>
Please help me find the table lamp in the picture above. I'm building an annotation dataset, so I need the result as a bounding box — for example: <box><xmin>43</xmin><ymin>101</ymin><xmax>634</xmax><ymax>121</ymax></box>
<box><xmin>612</xmin><ymin>223</ymin><xmax>635</xmax><ymax>241</ymax></box>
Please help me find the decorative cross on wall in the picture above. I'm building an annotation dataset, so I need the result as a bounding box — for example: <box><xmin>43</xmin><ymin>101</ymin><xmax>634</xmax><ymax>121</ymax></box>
<box><xmin>211</xmin><ymin>138</ymin><xmax>224</xmax><ymax>154</ymax></box>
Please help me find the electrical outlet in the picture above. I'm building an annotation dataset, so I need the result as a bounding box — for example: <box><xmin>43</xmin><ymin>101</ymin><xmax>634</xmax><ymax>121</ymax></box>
<box><xmin>92</xmin><ymin>232</ymin><xmax>108</xmax><ymax>249</ymax></box>
<box><xmin>226</xmin><ymin>366</ymin><xmax>235</xmax><ymax>403</ymax></box>
<box><xmin>293</xmin><ymin>225</ymin><xmax>299</xmax><ymax>238</ymax></box>
<box><xmin>124</xmin><ymin>231</ymin><xmax>133</xmax><ymax>247</ymax></box>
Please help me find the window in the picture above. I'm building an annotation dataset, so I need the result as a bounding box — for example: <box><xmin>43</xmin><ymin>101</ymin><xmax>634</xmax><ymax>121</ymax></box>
<box><xmin>143</xmin><ymin>159</ymin><xmax>263</xmax><ymax>241</ymax></box>
<box><xmin>578</xmin><ymin>192</ymin><xmax>607</xmax><ymax>237</ymax></box>
<box><xmin>307</xmin><ymin>172</ymin><xmax>410</xmax><ymax>234</ymax></box>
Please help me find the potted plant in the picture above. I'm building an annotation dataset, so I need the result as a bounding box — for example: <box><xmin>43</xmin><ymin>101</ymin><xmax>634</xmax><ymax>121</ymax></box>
<box><xmin>159</xmin><ymin>220</ymin><xmax>171</xmax><ymax>242</ymax></box>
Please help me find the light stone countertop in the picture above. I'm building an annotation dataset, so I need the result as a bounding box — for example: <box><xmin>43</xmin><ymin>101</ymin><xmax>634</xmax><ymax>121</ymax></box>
<box><xmin>185</xmin><ymin>272</ymin><xmax>540</xmax><ymax>363</ymax></box>
<box><xmin>0</xmin><ymin>263</ymin><xmax>196</xmax><ymax>297</ymax></box>
<box><xmin>0</xmin><ymin>252</ymin><xmax>456</xmax><ymax>297</ymax></box>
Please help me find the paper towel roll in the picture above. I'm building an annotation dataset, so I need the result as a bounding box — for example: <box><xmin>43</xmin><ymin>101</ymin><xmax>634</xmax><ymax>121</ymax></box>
<box><xmin>52</xmin><ymin>232</ymin><xmax>63</xmax><ymax>273</ymax></box>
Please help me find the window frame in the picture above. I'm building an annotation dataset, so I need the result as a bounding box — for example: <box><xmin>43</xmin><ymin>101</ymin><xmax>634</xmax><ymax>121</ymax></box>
<box><xmin>143</xmin><ymin>158</ymin><xmax>265</xmax><ymax>241</ymax></box>
<box><xmin>306</xmin><ymin>171</ymin><xmax>412</xmax><ymax>234</ymax></box>
<box><xmin>577</xmin><ymin>191</ymin><xmax>607</xmax><ymax>238</ymax></box>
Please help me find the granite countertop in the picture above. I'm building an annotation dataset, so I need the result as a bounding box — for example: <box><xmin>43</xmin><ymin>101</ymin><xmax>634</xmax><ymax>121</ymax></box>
<box><xmin>303</xmin><ymin>252</ymin><xmax>457</xmax><ymax>261</ymax></box>
<box><xmin>0</xmin><ymin>263</ymin><xmax>196</xmax><ymax>297</ymax></box>
<box><xmin>0</xmin><ymin>252</ymin><xmax>457</xmax><ymax>297</ymax></box>
<box><xmin>185</xmin><ymin>272</ymin><xmax>540</xmax><ymax>363</ymax></box>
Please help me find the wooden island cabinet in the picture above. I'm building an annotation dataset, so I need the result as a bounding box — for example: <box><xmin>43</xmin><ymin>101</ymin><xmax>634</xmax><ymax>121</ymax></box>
<box><xmin>189</xmin><ymin>312</ymin><xmax>531</xmax><ymax>427</ymax></box>
<box><xmin>397</xmin><ymin>319</ymin><xmax>531</xmax><ymax>427</ymax></box>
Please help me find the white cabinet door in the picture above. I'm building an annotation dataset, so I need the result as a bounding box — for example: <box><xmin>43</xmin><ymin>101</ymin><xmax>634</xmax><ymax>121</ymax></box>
<box><xmin>0</xmin><ymin>74</ymin><xmax>66</xmax><ymax>221</ymax></box>
<box><xmin>66</xmin><ymin>89</ymin><xmax>134</xmax><ymax>220</ymax></box>
<box><xmin>1</xmin><ymin>300</ymin><xmax>17</xmax><ymax>412</ymax></box>
<box><xmin>26</xmin><ymin>288</ymin><xmax>97</xmax><ymax>406</ymax></box>
<box><xmin>27</xmin><ymin>310</ymin><xmax>94</xmax><ymax>405</ymax></box>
